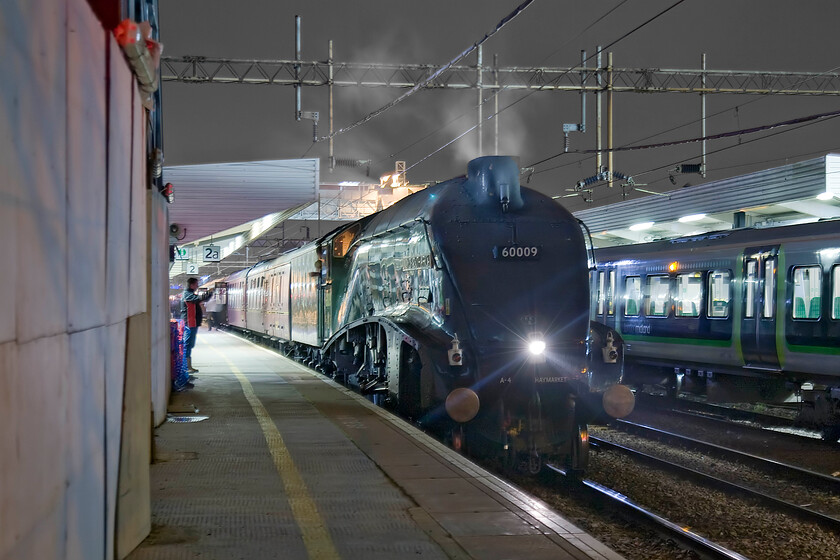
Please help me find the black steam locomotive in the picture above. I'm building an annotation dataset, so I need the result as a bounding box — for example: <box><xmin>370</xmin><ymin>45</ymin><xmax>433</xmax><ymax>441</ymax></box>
<box><xmin>223</xmin><ymin>156</ymin><xmax>633</xmax><ymax>472</ymax></box>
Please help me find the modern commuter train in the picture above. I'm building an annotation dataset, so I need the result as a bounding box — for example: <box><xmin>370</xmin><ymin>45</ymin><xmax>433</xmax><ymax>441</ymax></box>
<box><xmin>218</xmin><ymin>156</ymin><xmax>633</xmax><ymax>472</ymax></box>
<box><xmin>591</xmin><ymin>220</ymin><xmax>840</xmax><ymax>439</ymax></box>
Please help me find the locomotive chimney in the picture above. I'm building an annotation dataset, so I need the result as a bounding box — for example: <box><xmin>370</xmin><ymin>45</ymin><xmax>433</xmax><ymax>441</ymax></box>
<box><xmin>465</xmin><ymin>156</ymin><xmax>524</xmax><ymax>212</ymax></box>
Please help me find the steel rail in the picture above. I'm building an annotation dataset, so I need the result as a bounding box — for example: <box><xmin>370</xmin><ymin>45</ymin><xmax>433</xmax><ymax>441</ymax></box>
<box><xmin>590</xmin><ymin>436</ymin><xmax>840</xmax><ymax>533</ymax></box>
<box><xmin>545</xmin><ymin>463</ymin><xmax>750</xmax><ymax>560</ymax></box>
<box><xmin>614</xmin><ymin>419</ymin><xmax>840</xmax><ymax>491</ymax></box>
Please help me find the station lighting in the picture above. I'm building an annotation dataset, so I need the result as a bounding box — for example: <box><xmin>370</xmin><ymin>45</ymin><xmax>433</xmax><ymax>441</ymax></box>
<box><xmin>629</xmin><ymin>221</ymin><xmax>654</xmax><ymax>231</ymax></box>
<box><xmin>678</xmin><ymin>213</ymin><xmax>706</xmax><ymax>223</ymax></box>
<box><xmin>817</xmin><ymin>191</ymin><xmax>835</xmax><ymax>201</ymax></box>
<box><xmin>669</xmin><ymin>261</ymin><xmax>679</xmax><ymax>272</ymax></box>
<box><xmin>528</xmin><ymin>340</ymin><xmax>546</xmax><ymax>355</ymax></box>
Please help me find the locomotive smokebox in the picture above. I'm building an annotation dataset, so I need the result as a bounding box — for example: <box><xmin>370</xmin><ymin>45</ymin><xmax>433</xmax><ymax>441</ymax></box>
<box><xmin>466</xmin><ymin>156</ymin><xmax>524</xmax><ymax>212</ymax></box>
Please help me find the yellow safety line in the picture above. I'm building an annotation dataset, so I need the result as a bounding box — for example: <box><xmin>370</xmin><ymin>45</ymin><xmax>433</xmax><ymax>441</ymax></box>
<box><xmin>210</xmin><ymin>347</ymin><xmax>341</xmax><ymax>560</ymax></box>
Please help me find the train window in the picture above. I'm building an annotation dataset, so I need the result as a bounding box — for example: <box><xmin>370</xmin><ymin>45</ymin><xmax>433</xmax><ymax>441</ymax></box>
<box><xmin>675</xmin><ymin>272</ymin><xmax>702</xmax><ymax>317</ymax></box>
<box><xmin>792</xmin><ymin>266</ymin><xmax>822</xmax><ymax>320</ymax></box>
<box><xmin>833</xmin><ymin>266</ymin><xmax>840</xmax><ymax>320</ymax></box>
<box><xmin>707</xmin><ymin>270</ymin><xmax>731</xmax><ymax>318</ymax></box>
<box><xmin>745</xmin><ymin>259</ymin><xmax>757</xmax><ymax>318</ymax></box>
<box><xmin>607</xmin><ymin>270</ymin><xmax>616</xmax><ymax>316</ymax></box>
<box><xmin>645</xmin><ymin>275</ymin><xmax>670</xmax><ymax>317</ymax></box>
<box><xmin>333</xmin><ymin>224</ymin><xmax>360</xmax><ymax>258</ymax></box>
<box><xmin>597</xmin><ymin>271</ymin><xmax>605</xmax><ymax>315</ymax></box>
<box><xmin>763</xmin><ymin>258</ymin><xmax>776</xmax><ymax>318</ymax></box>
<box><xmin>625</xmin><ymin>276</ymin><xmax>641</xmax><ymax>316</ymax></box>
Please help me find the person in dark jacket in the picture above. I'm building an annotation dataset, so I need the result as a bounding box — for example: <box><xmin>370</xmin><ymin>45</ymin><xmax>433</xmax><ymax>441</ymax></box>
<box><xmin>180</xmin><ymin>278</ymin><xmax>213</xmax><ymax>373</ymax></box>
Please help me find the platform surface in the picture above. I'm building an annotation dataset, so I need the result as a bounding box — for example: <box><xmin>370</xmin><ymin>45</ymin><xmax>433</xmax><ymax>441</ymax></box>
<box><xmin>127</xmin><ymin>331</ymin><xmax>624</xmax><ymax>560</ymax></box>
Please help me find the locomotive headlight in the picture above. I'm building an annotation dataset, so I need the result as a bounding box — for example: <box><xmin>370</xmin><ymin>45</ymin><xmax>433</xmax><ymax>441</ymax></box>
<box><xmin>528</xmin><ymin>340</ymin><xmax>546</xmax><ymax>355</ymax></box>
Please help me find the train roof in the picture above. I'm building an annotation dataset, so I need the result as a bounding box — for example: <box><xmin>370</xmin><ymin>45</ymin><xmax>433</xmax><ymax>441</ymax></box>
<box><xmin>596</xmin><ymin>218</ymin><xmax>840</xmax><ymax>257</ymax></box>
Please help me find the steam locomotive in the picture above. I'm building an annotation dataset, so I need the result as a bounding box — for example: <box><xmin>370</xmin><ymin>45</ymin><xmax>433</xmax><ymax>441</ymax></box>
<box><xmin>219</xmin><ymin>156</ymin><xmax>633</xmax><ymax>472</ymax></box>
<box><xmin>591</xmin><ymin>219</ymin><xmax>840</xmax><ymax>439</ymax></box>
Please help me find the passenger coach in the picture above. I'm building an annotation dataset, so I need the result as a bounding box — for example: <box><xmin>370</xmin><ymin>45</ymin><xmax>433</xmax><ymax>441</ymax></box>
<box><xmin>592</xmin><ymin>220</ymin><xmax>840</xmax><ymax>438</ymax></box>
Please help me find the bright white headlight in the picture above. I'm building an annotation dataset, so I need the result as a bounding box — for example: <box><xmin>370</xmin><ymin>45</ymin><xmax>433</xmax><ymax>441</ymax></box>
<box><xmin>528</xmin><ymin>340</ymin><xmax>546</xmax><ymax>355</ymax></box>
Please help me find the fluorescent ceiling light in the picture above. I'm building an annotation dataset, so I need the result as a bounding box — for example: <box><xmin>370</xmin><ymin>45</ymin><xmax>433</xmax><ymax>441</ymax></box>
<box><xmin>678</xmin><ymin>213</ymin><xmax>706</xmax><ymax>223</ymax></box>
<box><xmin>817</xmin><ymin>191</ymin><xmax>834</xmax><ymax>201</ymax></box>
<box><xmin>629</xmin><ymin>221</ymin><xmax>654</xmax><ymax>231</ymax></box>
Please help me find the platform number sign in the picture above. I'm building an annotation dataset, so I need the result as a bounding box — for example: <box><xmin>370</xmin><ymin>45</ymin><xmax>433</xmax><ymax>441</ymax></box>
<box><xmin>203</xmin><ymin>245</ymin><xmax>221</xmax><ymax>262</ymax></box>
<box><xmin>185</xmin><ymin>263</ymin><xmax>198</xmax><ymax>275</ymax></box>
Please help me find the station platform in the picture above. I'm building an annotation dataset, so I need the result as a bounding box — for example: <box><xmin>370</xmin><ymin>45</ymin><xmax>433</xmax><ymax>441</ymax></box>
<box><xmin>127</xmin><ymin>331</ymin><xmax>623</xmax><ymax>560</ymax></box>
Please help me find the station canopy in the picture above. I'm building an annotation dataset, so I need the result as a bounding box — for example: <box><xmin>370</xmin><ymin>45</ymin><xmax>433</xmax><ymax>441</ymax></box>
<box><xmin>574</xmin><ymin>153</ymin><xmax>840</xmax><ymax>247</ymax></box>
<box><xmin>165</xmin><ymin>158</ymin><xmax>320</xmax><ymax>245</ymax></box>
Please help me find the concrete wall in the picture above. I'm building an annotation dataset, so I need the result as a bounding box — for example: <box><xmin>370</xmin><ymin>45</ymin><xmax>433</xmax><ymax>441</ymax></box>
<box><xmin>0</xmin><ymin>0</ymin><xmax>163</xmax><ymax>558</ymax></box>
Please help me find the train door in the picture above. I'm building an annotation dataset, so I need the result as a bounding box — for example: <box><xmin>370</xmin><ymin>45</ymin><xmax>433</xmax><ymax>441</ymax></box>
<box><xmin>276</xmin><ymin>264</ymin><xmax>291</xmax><ymax>340</ymax></box>
<box><xmin>740</xmin><ymin>246</ymin><xmax>780</xmax><ymax>370</ymax></box>
<box><xmin>594</xmin><ymin>269</ymin><xmax>617</xmax><ymax>329</ymax></box>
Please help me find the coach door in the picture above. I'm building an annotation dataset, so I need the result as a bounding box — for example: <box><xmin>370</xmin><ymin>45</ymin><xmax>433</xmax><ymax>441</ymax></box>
<box><xmin>740</xmin><ymin>246</ymin><xmax>780</xmax><ymax>370</ymax></box>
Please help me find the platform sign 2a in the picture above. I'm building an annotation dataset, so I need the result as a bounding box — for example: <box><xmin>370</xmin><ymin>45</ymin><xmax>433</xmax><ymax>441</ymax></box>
<box><xmin>203</xmin><ymin>245</ymin><xmax>221</xmax><ymax>262</ymax></box>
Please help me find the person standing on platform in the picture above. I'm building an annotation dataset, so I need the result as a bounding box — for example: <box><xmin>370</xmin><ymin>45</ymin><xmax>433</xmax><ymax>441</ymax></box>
<box><xmin>205</xmin><ymin>292</ymin><xmax>222</xmax><ymax>331</ymax></box>
<box><xmin>180</xmin><ymin>277</ymin><xmax>213</xmax><ymax>374</ymax></box>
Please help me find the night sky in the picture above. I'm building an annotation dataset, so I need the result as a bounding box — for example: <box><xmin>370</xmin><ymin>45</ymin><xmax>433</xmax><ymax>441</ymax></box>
<box><xmin>159</xmin><ymin>1</ymin><xmax>840</xmax><ymax>211</ymax></box>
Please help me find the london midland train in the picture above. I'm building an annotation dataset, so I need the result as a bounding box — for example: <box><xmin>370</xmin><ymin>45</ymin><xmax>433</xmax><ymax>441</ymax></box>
<box><xmin>591</xmin><ymin>219</ymin><xmax>840</xmax><ymax>439</ymax></box>
<box><xmin>216</xmin><ymin>156</ymin><xmax>633</xmax><ymax>472</ymax></box>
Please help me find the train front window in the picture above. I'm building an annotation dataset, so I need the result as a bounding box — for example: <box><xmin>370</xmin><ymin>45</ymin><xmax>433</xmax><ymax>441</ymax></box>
<box><xmin>676</xmin><ymin>272</ymin><xmax>702</xmax><ymax>317</ymax></box>
<box><xmin>833</xmin><ymin>266</ymin><xmax>840</xmax><ymax>320</ymax></box>
<box><xmin>792</xmin><ymin>266</ymin><xmax>822</xmax><ymax>320</ymax></box>
<box><xmin>707</xmin><ymin>270</ymin><xmax>731</xmax><ymax>318</ymax></box>
<box><xmin>745</xmin><ymin>260</ymin><xmax>757</xmax><ymax>318</ymax></box>
<box><xmin>645</xmin><ymin>275</ymin><xmax>670</xmax><ymax>317</ymax></box>
<box><xmin>763</xmin><ymin>258</ymin><xmax>776</xmax><ymax>318</ymax></box>
<box><xmin>624</xmin><ymin>276</ymin><xmax>641</xmax><ymax>316</ymax></box>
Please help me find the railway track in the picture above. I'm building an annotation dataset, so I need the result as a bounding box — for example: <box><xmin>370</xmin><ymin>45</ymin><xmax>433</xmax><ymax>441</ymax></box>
<box><xmin>613</xmin><ymin>418</ymin><xmax>840</xmax><ymax>491</ymax></box>
<box><xmin>589</xmin><ymin>434</ymin><xmax>840</xmax><ymax>533</ymax></box>
<box><xmin>544</xmin><ymin>463</ymin><xmax>750</xmax><ymax>560</ymax></box>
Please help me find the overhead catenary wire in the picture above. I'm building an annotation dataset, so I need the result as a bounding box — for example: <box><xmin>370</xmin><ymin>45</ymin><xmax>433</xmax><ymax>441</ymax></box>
<box><xmin>377</xmin><ymin>0</ymin><xmax>631</xmax><ymax>167</ymax></box>
<box><xmin>315</xmin><ymin>0</ymin><xmax>536</xmax><ymax>143</ymax></box>
<box><xmin>569</xmin><ymin>114</ymin><xmax>840</xmax><ymax>205</ymax></box>
<box><xmin>405</xmin><ymin>0</ymin><xmax>690</xmax><ymax>175</ymax></box>
<box><xmin>530</xmin><ymin>64</ymin><xmax>840</xmax><ymax>174</ymax></box>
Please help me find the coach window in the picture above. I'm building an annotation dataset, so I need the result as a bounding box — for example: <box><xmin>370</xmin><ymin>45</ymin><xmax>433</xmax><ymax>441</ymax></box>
<box><xmin>645</xmin><ymin>275</ymin><xmax>670</xmax><ymax>317</ymax></box>
<box><xmin>676</xmin><ymin>272</ymin><xmax>702</xmax><ymax>317</ymax></box>
<box><xmin>792</xmin><ymin>266</ymin><xmax>822</xmax><ymax>320</ymax></box>
<box><xmin>763</xmin><ymin>259</ymin><xmax>776</xmax><ymax>318</ymax></box>
<box><xmin>833</xmin><ymin>266</ymin><xmax>840</xmax><ymax>320</ymax></box>
<box><xmin>707</xmin><ymin>270</ymin><xmax>731</xmax><ymax>318</ymax></box>
<box><xmin>745</xmin><ymin>260</ymin><xmax>757</xmax><ymax>318</ymax></box>
<box><xmin>597</xmin><ymin>271</ymin><xmax>605</xmax><ymax>315</ymax></box>
<box><xmin>625</xmin><ymin>276</ymin><xmax>641</xmax><ymax>316</ymax></box>
<box><xmin>607</xmin><ymin>270</ymin><xmax>616</xmax><ymax>315</ymax></box>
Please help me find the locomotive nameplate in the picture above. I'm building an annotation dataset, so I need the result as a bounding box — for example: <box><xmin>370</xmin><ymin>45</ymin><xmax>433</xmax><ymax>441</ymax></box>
<box><xmin>401</xmin><ymin>254</ymin><xmax>433</xmax><ymax>271</ymax></box>
<box><xmin>493</xmin><ymin>245</ymin><xmax>541</xmax><ymax>260</ymax></box>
